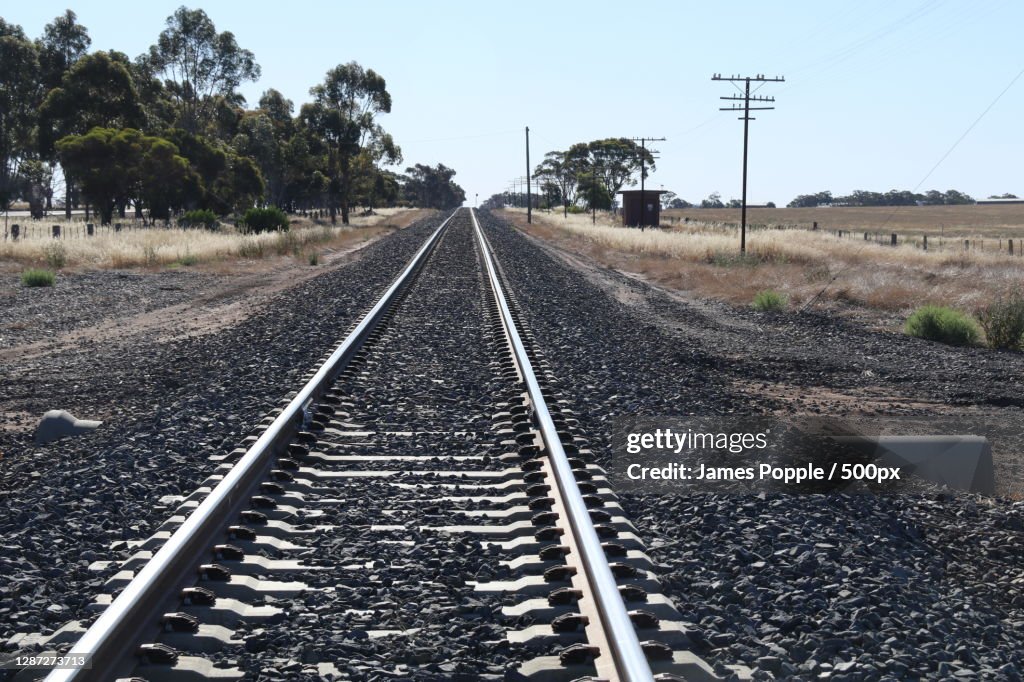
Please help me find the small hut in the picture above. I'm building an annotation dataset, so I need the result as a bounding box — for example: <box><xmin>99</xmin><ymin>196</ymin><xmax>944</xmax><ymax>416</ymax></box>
<box><xmin>618</xmin><ymin>189</ymin><xmax>667</xmax><ymax>227</ymax></box>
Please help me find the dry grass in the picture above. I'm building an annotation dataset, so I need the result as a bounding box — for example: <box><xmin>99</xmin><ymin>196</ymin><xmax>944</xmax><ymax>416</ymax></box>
<box><xmin>503</xmin><ymin>208</ymin><xmax>1024</xmax><ymax>318</ymax></box>
<box><xmin>665</xmin><ymin>204</ymin><xmax>1024</xmax><ymax>239</ymax></box>
<box><xmin>0</xmin><ymin>209</ymin><xmax>417</xmax><ymax>270</ymax></box>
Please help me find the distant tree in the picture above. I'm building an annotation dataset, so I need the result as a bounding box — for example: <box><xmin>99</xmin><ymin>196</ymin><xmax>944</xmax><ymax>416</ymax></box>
<box><xmin>401</xmin><ymin>163</ymin><xmax>465</xmax><ymax>209</ymax></box>
<box><xmin>56</xmin><ymin>127</ymin><xmax>197</xmax><ymax>224</ymax></box>
<box><xmin>577</xmin><ymin>170</ymin><xmax>612</xmax><ymax>210</ymax></box>
<box><xmin>302</xmin><ymin>62</ymin><xmax>392</xmax><ymax>224</ymax></box>
<box><xmin>659</xmin><ymin>190</ymin><xmax>677</xmax><ymax>210</ymax></box>
<box><xmin>587</xmin><ymin>138</ymin><xmax>655</xmax><ymax>198</ymax></box>
<box><xmin>701</xmin><ymin>191</ymin><xmax>724</xmax><ymax>209</ymax></box>
<box><xmin>787</xmin><ymin>191</ymin><xmax>832</xmax><ymax>208</ymax></box>
<box><xmin>480</xmin><ymin>193</ymin><xmax>505</xmax><ymax>210</ymax></box>
<box><xmin>942</xmin><ymin>189</ymin><xmax>974</xmax><ymax>205</ymax></box>
<box><xmin>0</xmin><ymin>20</ymin><xmax>42</xmax><ymax>210</ymax></box>
<box><xmin>143</xmin><ymin>7</ymin><xmax>260</xmax><ymax>135</ymax></box>
<box><xmin>668</xmin><ymin>197</ymin><xmax>690</xmax><ymax>209</ymax></box>
<box><xmin>39</xmin><ymin>52</ymin><xmax>146</xmax><ymax>156</ymax></box>
<box><xmin>37</xmin><ymin>10</ymin><xmax>90</xmax><ymax>91</ymax></box>
<box><xmin>988</xmin><ymin>193</ymin><xmax>1018</xmax><ymax>199</ymax></box>
<box><xmin>351</xmin><ymin>128</ymin><xmax>401</xmax><ymax>210</ymax></box>
<box><xmin>533</xmin><ymin>150</ymin><xmax>579</xmax><ymax>217</ymax></box>
<box><xmin>726</xmin><ymin>198</ymin><xmax>742</xmax><ymax>209</ymax></box>
<box><xmin>765</xmin><ymin>201</ymin><xmax>776</xmax><ymax>208</ymax></box>
<box><xmin>164</xmin><ymin>128</ymin><xmax>264</xmax><ymax>214</ymax></box>
<box><xmin>233</xmin><ymin>113</ymin><xmax>284</xmax><ymax>206</ymax></box>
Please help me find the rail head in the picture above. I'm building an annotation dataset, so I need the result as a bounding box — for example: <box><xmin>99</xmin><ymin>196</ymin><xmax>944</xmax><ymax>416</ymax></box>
<box><xmin>46</xmin><ymin>210</ymin><xmax>456</xmax><ymax>682</ymax></box>
<box><xmin>470</xmin><ymin>208</ymin><xmax>655</xmax><ymax>682</ymax></box>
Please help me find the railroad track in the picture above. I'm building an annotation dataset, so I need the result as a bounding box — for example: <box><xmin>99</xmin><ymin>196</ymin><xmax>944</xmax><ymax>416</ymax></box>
<box><xmin>15</xmin><ymin>209</ymin><xmax>744</xmax><ymax>681</ymax></box>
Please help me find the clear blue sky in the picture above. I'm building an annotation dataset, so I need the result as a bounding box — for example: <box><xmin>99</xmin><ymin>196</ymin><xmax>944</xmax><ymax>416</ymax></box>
<box><xmin>5</xmin><ymin>0</ymin><xmax>1022</xmax><ymax>205</ymax></box>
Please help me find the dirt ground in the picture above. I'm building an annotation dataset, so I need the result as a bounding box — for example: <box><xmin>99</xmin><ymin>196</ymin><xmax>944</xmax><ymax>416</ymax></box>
<box><xmin>0</xmin><ymin>209</ymin><xmax>432</xmax><ymax>432</ymax></box>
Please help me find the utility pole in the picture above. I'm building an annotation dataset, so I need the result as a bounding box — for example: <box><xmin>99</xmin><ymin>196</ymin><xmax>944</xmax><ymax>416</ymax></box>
<box><xmin>628</xmin><ymin>137</ymin><xmax>665</xmax><ymax>229</ymax></box>
<box><xmin>525</xmin><ymin>126</ymin><xmax>532</xmax><ymax>224</ymax></box>
<box><xmin>712</xmin><ymin>73</ymin><xmax>784</xmax><ymax>253</ymax></box>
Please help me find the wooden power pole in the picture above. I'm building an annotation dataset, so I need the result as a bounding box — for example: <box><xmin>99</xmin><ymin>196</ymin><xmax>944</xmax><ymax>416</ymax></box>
<box><xmin>525</xmin><ymin>126</ymin><xmax>532</xmax><ymax>224</ymax></box>
<box><xmin>712</xmin><ymin>73</ymin><xmax>784</xmax><ymax>253</ymax></box>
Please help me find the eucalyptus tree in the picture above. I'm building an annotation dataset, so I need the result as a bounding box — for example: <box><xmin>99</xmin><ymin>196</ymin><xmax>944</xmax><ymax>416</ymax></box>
<box><xmin>39</xmin><ymin>51</ymin><xmax>146</xmax><ymax>216</ymax></box>
<box><xmin>0</xmin><ymin>20</ymin><xmax>42</xmax><ymax>211</ymax></box>
<box><xmin>37</xmin><ymin>10</ymin><xmax>91</xmax><ymax>91</ymax></box>
<box><xmin>301</xmin><ymin>62</ymin><xmax>392</xmax><ymax>224</ymax></box>
<box><xmin>533</xmin><ymin>150</ymin><xmax>580</xmax><ymax>217</ymax></box>
<box><xmin>56</xmin><ymin>127</ymin><xmax>196</xmax><ymax>224</ymax></box>
<box><xmin>143</xmin><ymin>6</ymin><xmax>260</xmax><ymax>136</ymax></box>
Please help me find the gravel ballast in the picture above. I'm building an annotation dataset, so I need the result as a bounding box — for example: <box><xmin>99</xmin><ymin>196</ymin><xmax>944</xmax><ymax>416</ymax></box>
<box><xmin>0</xmin><ymin>213</ymin><xmax>446</xmax><ymax>657</ymax></box>
<box><xmin>478</xmin><ymin>209</ymin><xmax>1024</xmax><ymax>681</ymax></box>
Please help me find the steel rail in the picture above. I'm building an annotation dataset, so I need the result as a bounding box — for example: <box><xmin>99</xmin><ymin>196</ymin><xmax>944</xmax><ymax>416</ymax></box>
<box><xmin>470</xmin><ymin>208</ymin><xmax>655</xmax><ymax>681</ymax></box>
<box><xmin>47</xmin><ymin>210</ymin><xmax>456</xmax><ymax>682</ymax></box>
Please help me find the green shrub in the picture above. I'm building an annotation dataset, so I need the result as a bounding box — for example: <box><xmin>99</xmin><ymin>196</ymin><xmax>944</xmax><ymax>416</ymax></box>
<box><xmin>43</xmin><ymin>241</ymin><xmax>66</xmax><ymax>269</ymax></box>
<box><xmin>752</xmin><ymin>289</ymin><xmax>787</xmax><ymax>311</ymax></box>
<box><xmin>21</xmin><ymin>269</ymin><xmax>55</xmax><ymax>287</ymax></box>
<box><xmin>905</xmin><ymin>305</ymin><xmax>981</xmax><ymax>346</ymax></box>
<box><xmin>976</xmin><ymin>291</ymin><xmax>1024</xmax><ymax>350</ymax></box>
<box><xmin>240</xmin><ymin>207</ymin><xmax>289</xmax><ymax>234</ymax></box>
<box><xmin>178</xmin><ymin>252</ymin><xmax>199</xmax><ymax>266</ymax></box>
<box><xmin>180</xmin><ymin>209</ymin><xmax>218</xmax><ymax>230</ymax></box>
<box><xmin>308</xmin><ymin>252</ymin><xmax>319</xmax><ymax>266</ymax></box>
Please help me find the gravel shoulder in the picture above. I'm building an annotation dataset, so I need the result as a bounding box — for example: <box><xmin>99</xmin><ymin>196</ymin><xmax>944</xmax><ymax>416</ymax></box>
<box><xmin>479</xmin><ymin>209</ymin><xmax>1024</xmax><ymax>681</ymax></box>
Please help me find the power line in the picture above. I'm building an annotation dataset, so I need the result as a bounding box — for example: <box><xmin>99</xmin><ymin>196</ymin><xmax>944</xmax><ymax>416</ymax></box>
<box><xmin>712</xmin><ymin>73</ymin><xmax>785</xmax><ymax>253</ymax></box>
<box><xmin>800</xmin><ymin>62</ymin><xmax>1024</xmax><ymax>311</ymax></box>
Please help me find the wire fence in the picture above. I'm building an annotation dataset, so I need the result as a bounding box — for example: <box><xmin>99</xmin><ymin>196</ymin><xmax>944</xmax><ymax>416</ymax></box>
<box><xmin>661</xmin><ymin>217</ymin><xmax>1024</xmax><ymax>257</ymax></box>
<box><xmin>0</xmin><ymin>209</ymin><xmax>343</xmax><ymax>242</ymax></box>
<box><xmin>2</xmin><ymin>218</ymin><xmax>168</xmax><ymax>242</ymax></box>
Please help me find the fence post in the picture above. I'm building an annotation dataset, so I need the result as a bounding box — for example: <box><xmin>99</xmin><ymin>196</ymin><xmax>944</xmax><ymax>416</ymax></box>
<box><xmin>923</xmin><ymin>235</ymin><xmax>928</xmax><ymax>251</ymax></box>
<box><xmin>115</xmin><ymin>223</ymin><xmax>122</xmax><ymax>233</ymax></box>
<box><xmin>1009</xmin><ymin>239</ymin><xmax>1014</xmax><ymax>256</ymax></box>
<box><xmin>964</xmin><ymin>239</ymin><xmax>969</xmax><ymax>251</ymax></box>
<box><xmin>11</xmin><ymin>224</ymin><xmax>18</xmax><ymax>241</ymax></box>
<box><xmin>52</xmin><ymin>225</ymin><xmax>61</xmax><ymax>239</ymax></box>
<box><xmin>87</xmin><ymin>223</ymin><xmax>94</xmax><ymax>237</ymax></box>
<box><xmin>891</xmin><ymin>233</ymin><xmax>897</xmax><ymax>246</ymax></box>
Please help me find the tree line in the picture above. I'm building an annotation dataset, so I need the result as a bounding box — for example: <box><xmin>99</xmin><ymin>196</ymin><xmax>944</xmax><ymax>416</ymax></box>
<box><xmin>481</xmin><ymin>138</ymin><xmax>656</xmax><ymax>215</ymax></box>
<box><xmin>786</xmin><ymin>189</ymin><xmax>976</xmax><ymax>208</ymax></box>
<box><xmin>0</xmin><ymin>8</ymin><xmax>465</xmax><ymax>225</ymax></box>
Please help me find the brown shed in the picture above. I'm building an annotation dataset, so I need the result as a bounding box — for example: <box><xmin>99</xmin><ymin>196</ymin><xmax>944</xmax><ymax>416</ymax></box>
<box><xmin>618</xmin><ymin>189</ymin><xmax>667</xmax><ymax>227</ymax></box>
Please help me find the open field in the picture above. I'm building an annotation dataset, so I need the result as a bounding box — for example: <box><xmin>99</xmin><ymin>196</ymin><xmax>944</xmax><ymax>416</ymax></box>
<box><xmin>502</xmin><ymin>208</ymin><xmax>1024</xmax><ymax>328</ymax></box>
<box><xmin>0</xmin><ymin>208</ymin><xmax>424</xmax><ymax>271</ymax></box>
<box><xmin>665</xmin><ymin>203</ymin><xmax>1024</xmax><ymax>239</ymax></box>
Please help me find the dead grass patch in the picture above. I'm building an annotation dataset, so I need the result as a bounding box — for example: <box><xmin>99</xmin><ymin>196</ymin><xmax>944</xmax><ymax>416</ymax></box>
<box><xmin>501</xmin><ymin>208</ymin><xmax>1024</xmax><ymax>320</ymax></box>
<box><xmin>0</xmin><ymin>208</ymin><xmax>423</xmax><ymax>270</ymax></box>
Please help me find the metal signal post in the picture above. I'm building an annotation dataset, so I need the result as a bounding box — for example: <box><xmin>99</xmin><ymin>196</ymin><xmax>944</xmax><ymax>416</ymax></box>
<box><xmin>712</xmin><ymin>73</ymin><xmax>784</xmax><ymax>253</ymax></box>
